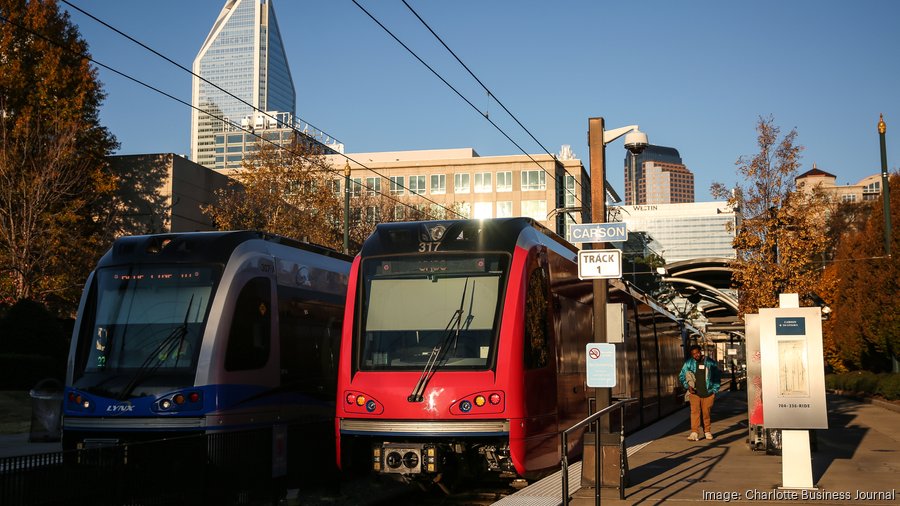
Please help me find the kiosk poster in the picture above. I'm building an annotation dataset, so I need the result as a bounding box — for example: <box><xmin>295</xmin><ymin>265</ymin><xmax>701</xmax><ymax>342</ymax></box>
<box><xmin>744</xmin><ymin>314</ymin><xmax>763</xmax><ymax>425</ymax></box>
<box><xmin>759</xmin><ymin>307</ymin><xmax>828</xmax><ymax>429</ymax></box>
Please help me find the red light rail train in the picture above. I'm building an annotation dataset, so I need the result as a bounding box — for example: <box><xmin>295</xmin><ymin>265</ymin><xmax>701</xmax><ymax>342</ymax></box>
<box><xmin>335</xmin><ymin>218</ymin><xmax>694</xmax><ymax>484</ymax></box>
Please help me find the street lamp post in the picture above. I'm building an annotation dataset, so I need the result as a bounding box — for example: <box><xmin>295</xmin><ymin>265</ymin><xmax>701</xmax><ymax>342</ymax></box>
<box><xmin>344</xmin><ymin>161</ymin><xmax>351</xmax><ymax>255</ymax></box>
<box><xmin>586</xmin><ymin>117</ymin><xmax>647</xmax><ymax>490</ymax></box>
<box><xmin>878</xmin><ymin>114</ymin><xmax>891</xmax><ymax>257</ymax></box>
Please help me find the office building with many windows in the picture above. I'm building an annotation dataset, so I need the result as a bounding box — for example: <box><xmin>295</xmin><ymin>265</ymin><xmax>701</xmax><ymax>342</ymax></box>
<box><xmin>623</xmin><ymin>145</ymin><xmax>694</xmax><ymax>205</ymax></box>
<box><xmin>614</xmin><ymin>202</ymin><xmax>737</xmax><ymax>262</ymax></box>
<box><xmin>324</xmin><ymin>148</ymin><xmax>591</xmax><ymax>236</ymax></box>
<box><xmin>795</xmin><ymin>164</ymin><xmax>883</xmax><ymax>203</ymax></box>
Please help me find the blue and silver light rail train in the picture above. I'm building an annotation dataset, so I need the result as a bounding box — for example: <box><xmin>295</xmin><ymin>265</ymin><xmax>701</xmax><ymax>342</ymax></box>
<box><xmin>63</xmin><ymin>231</ymin><xmax>350</xmax><ymax>457</ymax></box>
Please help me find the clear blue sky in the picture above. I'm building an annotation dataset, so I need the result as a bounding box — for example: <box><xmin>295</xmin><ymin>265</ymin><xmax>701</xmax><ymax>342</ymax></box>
<box><xmin>63</xmin><ymin>0</ymin><xmax>900</xmax><ymax>201</ymax></box>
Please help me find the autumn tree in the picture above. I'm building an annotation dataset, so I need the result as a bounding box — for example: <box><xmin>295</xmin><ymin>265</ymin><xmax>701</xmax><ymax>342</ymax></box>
<box><xmin>711</xmin><ymin>116</ymin><xmax>829</xmax><ymax>315</ymax></box>
<box><xmin>826</xmin><ymin>174</ymin><xmax>899</xmax><ymax>372</ymax></box>
<box><xmin>202</xmin><ymin>141</ymin><xmax>346</xmax><ymax>250</ymax></box>
<box><xmin>0</xmin><ymin>0</ymin><xmax>118</xmax><ymax>309</ymax></box>
<box><xmin>203</xmin><ymin>140</ymin><xmax>468</xmax><ymax>254</ymax></box>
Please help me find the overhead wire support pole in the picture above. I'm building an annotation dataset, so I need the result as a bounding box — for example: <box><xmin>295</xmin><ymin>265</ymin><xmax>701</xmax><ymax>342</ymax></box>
<box><xmin>587</xmin><ymin>118</ymin><xmax>611</xmax><ymax>493</ymax></box>
<box><xmin>586</xmin><ymin>117</ymin><xmax>648</xmax><ymax>492</ymax></box>
<box><xmin>878</xmin><ymin>114</ymin><xmax>892</xmax><ymax>257</ymax></box>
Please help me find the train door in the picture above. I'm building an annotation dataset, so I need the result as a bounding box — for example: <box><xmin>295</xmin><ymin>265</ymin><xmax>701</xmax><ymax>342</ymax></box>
<box><xmin>522</xmin><ymin>265</ymin><xmax>559</xmax><ymax>470</ymax></box>
<box><xmin>555</xmin><ymin>294</ymin><xmax>591</xmax><ymax>454</ymax></box>
<box><xmin>209</xmin><ymin>256</ymin><xmax>279</xmax><ymax>424</ymax></box>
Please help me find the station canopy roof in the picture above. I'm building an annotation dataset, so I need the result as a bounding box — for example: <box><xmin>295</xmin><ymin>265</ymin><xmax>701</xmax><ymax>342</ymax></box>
<box><xmin>660</xmin><ymin>257</ymin><xmax>743</xmax><ymax>341</ymax></box>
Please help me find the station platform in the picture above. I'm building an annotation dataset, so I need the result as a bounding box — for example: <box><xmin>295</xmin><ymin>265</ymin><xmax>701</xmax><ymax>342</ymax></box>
<box><xmin>499</xmin><ymin>391</ymin><xmax>899</xmax><ymax>505</ymax></box>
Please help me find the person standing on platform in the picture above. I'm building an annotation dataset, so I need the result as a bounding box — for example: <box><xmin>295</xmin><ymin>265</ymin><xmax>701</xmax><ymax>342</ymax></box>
<box><xmin>679</xmin><ymin>345</ymin><xmax>721</xmax><ymax>441</ymax></box>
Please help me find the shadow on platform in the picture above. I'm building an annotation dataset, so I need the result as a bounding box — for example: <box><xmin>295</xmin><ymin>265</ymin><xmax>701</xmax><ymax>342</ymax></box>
<box><xmin>571</xmin><ymin>391</ymin><xmax>899</xmax><ymax>506</ymax></box>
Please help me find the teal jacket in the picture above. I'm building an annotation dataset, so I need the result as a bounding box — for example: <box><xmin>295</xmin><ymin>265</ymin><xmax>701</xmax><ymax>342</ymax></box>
<box><xmin>679</xmin><ymin>356</ymin><xmax>721</xmax><ymax>396</ymax></box>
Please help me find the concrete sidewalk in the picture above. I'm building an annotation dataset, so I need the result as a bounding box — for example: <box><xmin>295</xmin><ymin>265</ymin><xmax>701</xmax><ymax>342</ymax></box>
<box><xmin>0</xmin><ymin>432</ymin><xmax>60</xmax><ymax>458</ymax></box>
<box><xmin>573</xmin><ymin>391</ymin><xmax>899</xmax><ymax>505</ymax></box>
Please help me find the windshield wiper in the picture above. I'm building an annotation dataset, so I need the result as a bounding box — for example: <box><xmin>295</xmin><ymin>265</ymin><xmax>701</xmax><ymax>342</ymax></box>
<box><xmin>408</xmin><ymin>279</ymin><xmax>470</xmax><ymax>403</ymax></box>
<box><xmin>116</xmin><ymin>295</ymin><xmax>194</xmax><ymax>401</ymax></box>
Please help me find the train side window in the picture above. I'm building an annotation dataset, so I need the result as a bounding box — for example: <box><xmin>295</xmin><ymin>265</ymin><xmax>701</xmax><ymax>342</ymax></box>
<box><xmin>225</xmin><ymin>277</ymin><xmax>272</xmax><ymax>371</ymax></box>
<box><xmin>524</xmin><ymin>268</ymin><xmax>550</xmax><ymax>369</ymax></box>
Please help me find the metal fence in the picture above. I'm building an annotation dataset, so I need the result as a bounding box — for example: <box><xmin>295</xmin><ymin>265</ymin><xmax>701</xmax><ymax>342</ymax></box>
<box><xmin>0</xmin><ymin>427</ymin><xmax>302</xmax><ymax>506</ymax></box>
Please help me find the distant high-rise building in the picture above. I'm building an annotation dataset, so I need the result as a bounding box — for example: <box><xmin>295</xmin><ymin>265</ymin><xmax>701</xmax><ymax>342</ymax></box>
<box><xmin>615</xmin><ymin>202</ymin><xmax>737</xmax><ymax>262</ymax></box>
<box><xmin>624</xmin><ymin>145</ymin><xmax>695</xmax><ymax>205</ymax></box>
<box><xmin>191</xmin><ymin>0</ymin><xmax>295</xmax><ymax>169</ymax></box>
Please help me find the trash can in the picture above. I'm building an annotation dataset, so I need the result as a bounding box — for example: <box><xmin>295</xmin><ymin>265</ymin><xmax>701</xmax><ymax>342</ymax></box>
<box><xmin>29</xmin><ymin>378</ymin><xmax>63</xmax><ymax>442</ymax></box>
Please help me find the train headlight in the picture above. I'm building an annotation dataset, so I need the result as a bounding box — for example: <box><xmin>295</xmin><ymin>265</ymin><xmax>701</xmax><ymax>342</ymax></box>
<box><xmin>402</xmin><ymin>451</ymin><xmax>419</xmax><ymax>469</ymax></box>
<box><xmin>82</xmin><ymin>399</ymin><xmax>91</xmax><ymax>409</ymax></box>
<box><xmin>160</xmin><ymin>399</ymin><xmax>172</xmax><ymax>410</ymax></box>
<box><xmin>386</xmin><ymin>451</ymin><xmax>402</xmax><ymax>469</ymax></box>
<box><xmin>344</xmin><ymin>391</ymin><xmax>383</xmax><ymax>414</ymax></box>
<box><xmin>451</xmin><ymin>391</ymin><xmax>503</xmax><ymax>415</ymax></box>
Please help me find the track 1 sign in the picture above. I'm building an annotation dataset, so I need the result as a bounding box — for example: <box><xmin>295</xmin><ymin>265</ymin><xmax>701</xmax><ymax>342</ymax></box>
<box><xmin>577</xmin><ymin>249</ymin><xmax>622</xmax><ymax>279</ymax></box>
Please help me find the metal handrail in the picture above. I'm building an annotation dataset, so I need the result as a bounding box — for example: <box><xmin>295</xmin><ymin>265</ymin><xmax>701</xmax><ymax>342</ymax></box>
<box><xmin>560</xmin><ymin>397</ymin><xmax>638</xmax><ymax>505</ymax></box>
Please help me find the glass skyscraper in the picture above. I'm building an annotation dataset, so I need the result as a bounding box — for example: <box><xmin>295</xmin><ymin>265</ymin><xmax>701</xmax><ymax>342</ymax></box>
<box><xmin>623</xmin><ymin>145</ymin><xmax>694</xmax><ymax>205</ymax></box>
<box><xmin>191</xmin><ymin>0</ymin><xmax>295</xmax><ymax>169</ymax></box>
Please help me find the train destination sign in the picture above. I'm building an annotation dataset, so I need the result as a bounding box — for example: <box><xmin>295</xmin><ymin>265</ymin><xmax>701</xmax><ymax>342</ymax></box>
<box><xmin>567</xmin><ymin>222</ymin><xmax>628</xmax><ymax>244</ymax></box>
<box><xmin>577</xmin><ymin>249</ymin><xmax>622</xmax><ymax>280</ymax></box>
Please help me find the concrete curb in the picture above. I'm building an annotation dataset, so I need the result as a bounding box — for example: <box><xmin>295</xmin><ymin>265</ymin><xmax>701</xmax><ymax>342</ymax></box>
<box><xmin>828</xmin><ymin>389</ymin><xmax>900</xmax><ymax>414</ymax></box>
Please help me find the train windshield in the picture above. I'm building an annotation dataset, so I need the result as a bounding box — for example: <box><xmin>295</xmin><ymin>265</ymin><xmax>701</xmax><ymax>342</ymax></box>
<box><xmin>73</xmin><ymin>265</ymin><xmax>220</xmax><ymax>394</ymax></box>
<box><xmin>358</xmin><ymin>254</ymin><xmax>507</xmax><ymax>371</ymax></box>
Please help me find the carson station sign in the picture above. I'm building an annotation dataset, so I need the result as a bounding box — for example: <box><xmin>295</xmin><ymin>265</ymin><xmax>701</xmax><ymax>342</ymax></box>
<box><xmin>566</xmin><ymin>222</ymin><xmax>628</xmax><ymax>244</ymax></box>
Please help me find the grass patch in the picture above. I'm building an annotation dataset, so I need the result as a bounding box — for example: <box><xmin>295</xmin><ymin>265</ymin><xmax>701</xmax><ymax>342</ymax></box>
<box><xmin>0</xmin><ymin>391</ymin><xmax>33</xmax><ymax>434</ymax></box>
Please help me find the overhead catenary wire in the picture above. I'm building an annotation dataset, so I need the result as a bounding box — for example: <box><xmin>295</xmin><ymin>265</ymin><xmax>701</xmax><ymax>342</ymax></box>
<box><xmin>400</xmin><ymin>0</ymin><xmax>585</xmax><ymax>199</ymax></box>
<box><xmin>45</xmin><ymin>1</ymin><xmax>465</xmax><ymax>220</ymax></box>
<box><xmin>351</xmin><ymin>0</ymin><xmax>584</xmax><ymax>210</ymax></box>
<box><xmin>0</xmin><ymin>11</ymin><xmax>455</xmax><ymax>221</ymax></box>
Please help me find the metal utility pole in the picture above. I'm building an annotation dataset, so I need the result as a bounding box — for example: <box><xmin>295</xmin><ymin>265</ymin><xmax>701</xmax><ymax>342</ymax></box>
<box><xmin>878</xmin><ymin>114</ymin><xmax>892</xmax><ymax>257</ymax></box>
<box><xmin>585</xmin><ymin>117</ymin><xmax>615</xmax><ymax>492</ymax></box>
<box><xmin>583</xmin><ymin>118</ymin><xmax>648</xmax><ymax>491</ymax></box>
<box><xmin>588</xmin><ymin>117</ymin><xmax>611</xmax><ymax>427</ymax></box>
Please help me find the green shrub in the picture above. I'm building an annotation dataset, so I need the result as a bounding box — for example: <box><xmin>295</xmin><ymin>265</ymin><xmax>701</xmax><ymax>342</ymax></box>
<box><xmin>0</xmin><ymin>353</ymin><xmax>64</xmax><ymax>389</ymax></box>
<box><xmin>840</xmin><ymin>371</ymin><xmax>880</xmax><ymax>393</ymax></box>
<box><xmin>0</xmin><ymin>299</ymin><xmax>68</xmax><ymax>357</ymax></box>
<box><xmin>825</xmin><ymin>374</ymin><xmax>838</xmax><ymax>390</ymax></box>
<box><xmin>875</xmin><ymin>373</ymin><xmax>900</xmax><ymax>401</ymax></box>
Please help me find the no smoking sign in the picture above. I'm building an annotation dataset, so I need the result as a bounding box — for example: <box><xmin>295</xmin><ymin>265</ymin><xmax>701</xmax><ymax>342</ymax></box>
<box><xmin>586</xmin><ymin>343</ymin><xmax>617</xmax><ymax>388</ymax></box>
